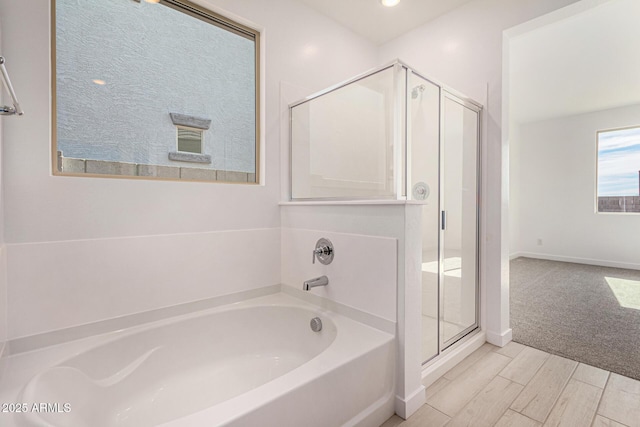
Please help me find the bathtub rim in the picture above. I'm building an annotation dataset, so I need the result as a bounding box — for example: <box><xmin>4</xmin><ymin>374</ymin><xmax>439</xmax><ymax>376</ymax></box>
<box><xmin>5</xmin><ymin>284</ymin><xmax>395</xmax><ymax>357</ymax></box>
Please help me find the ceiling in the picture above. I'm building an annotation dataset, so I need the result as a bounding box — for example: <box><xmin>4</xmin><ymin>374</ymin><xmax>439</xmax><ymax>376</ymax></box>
<box><xmin>509</xmin><ymin>0</ymin><xmax>640</xmax><ymax>124</ymax></box>
<box><xmin>294</xmin><ymin>0</ymin><xmax>475</xmax><ymax>45</ymax></box>
<box><xmin>293</xmin><ymin>0</ymin><xmax>640</xmax><ymax>123</ymax></box>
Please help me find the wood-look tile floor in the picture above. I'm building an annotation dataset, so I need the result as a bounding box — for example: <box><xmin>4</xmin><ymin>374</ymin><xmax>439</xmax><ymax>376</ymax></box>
<box><xmin>381</xmin><ymin>342</ymin><xmax>640</xmax><ymax>427</ymax></box>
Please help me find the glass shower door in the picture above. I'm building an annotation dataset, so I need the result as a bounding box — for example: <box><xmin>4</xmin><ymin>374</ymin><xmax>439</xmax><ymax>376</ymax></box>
<box><xmin>440</xmin><ymin>92</ymin><xmax>480</xmax><ymax>348</ymax></box>
<box><xmin>408</xmin><ymin>73</ymin><xmax>440</xmax><ymax>362</ymax></box>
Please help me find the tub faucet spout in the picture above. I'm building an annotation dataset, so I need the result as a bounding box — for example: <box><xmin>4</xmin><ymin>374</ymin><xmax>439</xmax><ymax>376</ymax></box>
<box><xmin>303</xmin><ymin>275</ymin><xmax>329</xmax><ymax>291</ymax></box>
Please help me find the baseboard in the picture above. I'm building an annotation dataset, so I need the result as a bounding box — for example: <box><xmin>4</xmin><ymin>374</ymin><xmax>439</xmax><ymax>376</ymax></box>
<box><xmin>509</xmin><ymin>252</ymin><xmax>523</xmax><ymax>260</ymax></box>
<box><xmin>486</xmin><ymin>328</ymin><xmax>512</xmax><ymax>347</ymax></box>
<box><xmin>394</xmin><ymin>385</ymin><xmax>426</xmax><ymax>419</ymax></box>
<box><xmin>517</xmin><ymin>252</ymin><xmax>640</xmax><ymax>271</ymax></box>
<box><xmin>421</xmin><ymin>330</ymin><xmax>486</xmax><ymax>389</ymax></box>
<box><xmin>350</xmin><ymin>390</ymin><xmax>395</xmax><ymax>427</ymax></box>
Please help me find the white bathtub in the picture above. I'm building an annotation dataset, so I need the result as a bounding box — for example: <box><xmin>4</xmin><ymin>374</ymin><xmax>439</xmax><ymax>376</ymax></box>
<box><xmin>15</xmin><ymin>293</ymin><xmax>395</xmax><ymax>427</ymax></box>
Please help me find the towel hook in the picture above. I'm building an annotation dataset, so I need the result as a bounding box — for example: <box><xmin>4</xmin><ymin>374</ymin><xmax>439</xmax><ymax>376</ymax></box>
<box><xmin>0</xmin><ymin>56</ymin><xmax>24</xmax><ymax>116</ymax></box>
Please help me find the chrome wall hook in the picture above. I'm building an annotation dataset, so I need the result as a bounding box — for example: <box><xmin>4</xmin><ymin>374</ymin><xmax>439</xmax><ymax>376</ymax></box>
<box><xmin>0</xmin><ymin>56</ymin><xmax>24</xmax><ymax>116</ymax></box>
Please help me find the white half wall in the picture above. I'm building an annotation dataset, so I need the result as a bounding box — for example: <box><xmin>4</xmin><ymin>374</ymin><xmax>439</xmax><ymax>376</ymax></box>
<box><xmin>511</xmin><ymin>104</ymin><xmax>640</xmax><ymax>270</ymax></box>
<box><xmin>7</xmin><ymin>228</ymin><xmax>280</xmax><ymax>339</ymax></box>
<box><xmin>281</xmin><ymin>204</ymin><xmax>425</xmax><ymax>418</ymax></box>
<box><xmin>281</xmin><ymin>227</ymin><xmax>397</xmax><ymax>322</ymax></box>
<box><xmin>378</xmin><ymin>0</ymin><xmax>580</xmax><ymax>345</ymax></box>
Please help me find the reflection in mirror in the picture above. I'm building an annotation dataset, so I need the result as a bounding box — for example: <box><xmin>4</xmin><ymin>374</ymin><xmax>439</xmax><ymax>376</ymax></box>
<box><xmin>53</xmin><ymin>0</ymin><xmax>259</xmax><ymax>183</ymax></box>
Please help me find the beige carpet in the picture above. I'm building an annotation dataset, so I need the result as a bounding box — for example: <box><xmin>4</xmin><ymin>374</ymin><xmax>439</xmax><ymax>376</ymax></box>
<box><xmin>510</xmin><ymin>257</ymin><xmax>640</xmax><ymax>380</ymax></box>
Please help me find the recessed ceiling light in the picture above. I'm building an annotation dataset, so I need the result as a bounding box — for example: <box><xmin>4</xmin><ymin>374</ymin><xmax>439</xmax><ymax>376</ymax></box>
<box><xmin>381</xmin><ymin>0</ymin><xmax>400</xmax><ymax>7</ymax></box>
<box><xmin>145</xmin><ymin>0</ymin><xmax>160</xmax><ymax>3</ymax></box>
<box><xmin>92</xmin><ymin>79</ymin><xmax>106</xmax><ymax>85</ymax></box>
<box><xmin>302</xmin><ymin>44</ymin><xmax>318</xmax><ymax>57</ymax></box>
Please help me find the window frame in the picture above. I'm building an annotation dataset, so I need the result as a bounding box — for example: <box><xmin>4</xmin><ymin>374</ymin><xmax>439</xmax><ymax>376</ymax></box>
<box><xmin>595</xmin><ymin>124</ymin><xmax>640</xmax><ymax>214</ymax></box>
<box><xmin>176</xmin><ymin>126</ymin><xmax>205</xmax><ymax>155</ymax></box>
<box><xmin>51</xmin><ymin>0</ymin><xmax>261</xmax><ymax>184</ymax></box>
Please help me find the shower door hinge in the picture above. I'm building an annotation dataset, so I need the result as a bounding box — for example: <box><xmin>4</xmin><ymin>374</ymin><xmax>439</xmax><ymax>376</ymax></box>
<box><xmin>441</xmin><ymin>210</ymin><xmax>446</xmax><ymax>230</ymax></box>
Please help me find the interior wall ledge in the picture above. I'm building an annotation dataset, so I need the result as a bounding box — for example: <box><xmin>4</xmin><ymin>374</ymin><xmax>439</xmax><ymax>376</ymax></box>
<box><xmin>279</xmin><ymin>200</ymin><xmax>429</xmax><ymax>206</ymax></box>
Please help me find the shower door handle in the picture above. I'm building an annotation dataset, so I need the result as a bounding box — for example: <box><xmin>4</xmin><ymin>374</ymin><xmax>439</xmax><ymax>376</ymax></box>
<box><xmin>441</xmin><ymin>210</ymin><xmax>446</xmax><ymax>230</ymax></box>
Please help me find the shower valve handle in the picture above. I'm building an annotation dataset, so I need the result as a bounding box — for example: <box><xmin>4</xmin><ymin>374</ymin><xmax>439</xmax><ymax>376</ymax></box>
<box><xmin>312</xmin><ymin>238</ymin><xmax>334</xmax><ymax>265</ymax></box>
<box><xmin>312</xmin><ymin>246</ymin><xmax>332</xmax><ymax>263</ymax></box>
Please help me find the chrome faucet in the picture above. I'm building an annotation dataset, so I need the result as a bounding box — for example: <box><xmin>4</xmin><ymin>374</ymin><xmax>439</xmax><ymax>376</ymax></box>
<box><xmin>303</xmin><ymin>275</ymin><xmax>329</xmax><ymax>291</ymax></box>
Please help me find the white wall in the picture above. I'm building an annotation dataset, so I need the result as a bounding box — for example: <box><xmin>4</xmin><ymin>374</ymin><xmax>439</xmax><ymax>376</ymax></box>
<box><xmin>511</xmin><ymin>104</ymin><xmax>640</xmax><ymax>269</ymax></box>
<box><xmin>0</xmin><ymin>17</ymin><xmax>6</xmax><ymax>360</ymax></box>
<box><xmin>0</xmin><ymin>0</ymin><xmax>378</xmax><ymax>340</ymax></box>
<box><xmin>378</xmin><ymin>0</ymin><xmax>580</xmax><ymax>345</ymax></box>
<box><xmin>509</xmin><ymin>122</ymin><xmax>522</xmax><ymax>256</ymax></box>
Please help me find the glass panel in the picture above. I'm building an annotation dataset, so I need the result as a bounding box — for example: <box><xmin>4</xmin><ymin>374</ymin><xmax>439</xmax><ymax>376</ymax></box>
<box><xmin>291</xmin><ymin>67</ymin><xmax>398</xmax><ymax>199</ymax></box>
<box><xmin>177</xmin><ymin>128</ymin><xmax>203</xmax><ymax>154</ymax></box>
<box><xmin>55</xmin><ymin>0</ymin><xmax>258</xmax><ymax>183</ymax></box>
<box><xmin>408</xmin><ymin>73</ymin><xmax>441</xmax><ymax>362</ymax></box>
<box><xmin>441</xmin><ymin>95</ymin><xmax>479</xmax><ymax>346</ymax></box>
<box><xmin>596</xmin><ymin>127</ymin><xmax>640</xmax><ymax>213</ymax></box>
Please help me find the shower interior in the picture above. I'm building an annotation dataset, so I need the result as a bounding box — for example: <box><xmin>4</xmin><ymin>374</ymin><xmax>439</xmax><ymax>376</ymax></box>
<box><xmin>289</xmin><ymin>61</ymin><xmax>481</xmax><ymax>363</ymax></box>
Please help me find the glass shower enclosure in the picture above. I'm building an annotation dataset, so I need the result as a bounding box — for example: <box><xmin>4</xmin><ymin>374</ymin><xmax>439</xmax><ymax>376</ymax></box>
<box><xmin>289</xmin><ymin>61</ymin><xmax>481</xmax><ymax>363</ymax></box>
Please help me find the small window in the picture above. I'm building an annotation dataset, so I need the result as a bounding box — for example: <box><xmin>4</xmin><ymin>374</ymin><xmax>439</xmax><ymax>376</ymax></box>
<box><xmin>177</xmin><ymin>127</ymin><xmax>203</xmax><ymax>154</ymax></box>
<box><xmin>53</xmin><ymin>0</ymin><xmax>260</xmax><ymax>183</ymax></box>
<box><xmin>597</xmin><ymin>126</ymin><xmax>640</xmax><ymax>213</ymax></box>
